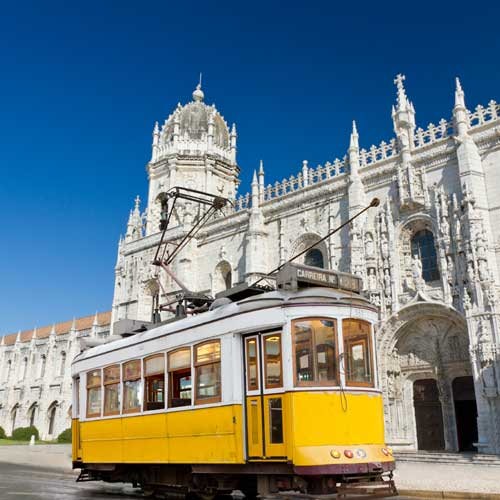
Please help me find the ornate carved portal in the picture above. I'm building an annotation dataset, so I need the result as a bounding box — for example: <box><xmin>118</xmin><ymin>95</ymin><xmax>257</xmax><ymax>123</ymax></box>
<box><xmin>379</xmin><ymin>305</ymin><xmax>476</xmax><ymax>452</ymax></box>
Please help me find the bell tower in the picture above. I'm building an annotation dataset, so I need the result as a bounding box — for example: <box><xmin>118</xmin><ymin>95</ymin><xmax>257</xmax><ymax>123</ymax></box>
<box><xmin>145</xmin><ymin>82</ymin><xmax>240</xmax><ymax>235</ymax></box>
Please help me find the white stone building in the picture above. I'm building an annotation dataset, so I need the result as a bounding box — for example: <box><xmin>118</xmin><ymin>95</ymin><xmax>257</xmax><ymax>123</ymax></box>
<box><xmin>0</xmin><ymin>312</ymin><xmax>111</xmax><ymax>439</ymax></box>
<box><xmin>112</xmin><ymin>76</ymin><xmax>500</xmax><ymax>454</ymax></box>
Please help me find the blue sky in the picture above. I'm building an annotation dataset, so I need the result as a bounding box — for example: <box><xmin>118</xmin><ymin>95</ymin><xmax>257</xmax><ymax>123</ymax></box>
<box><xmin>1</xmin><ymin>1</ymin><xmax>499</xmax><ymax>333</ymax></box>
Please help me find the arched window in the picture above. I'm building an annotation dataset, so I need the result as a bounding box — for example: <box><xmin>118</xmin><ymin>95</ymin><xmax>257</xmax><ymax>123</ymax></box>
<box><xmin>213</xmin><ymin>261</ymin><xmax>232</xmax><ymax>295</ymax></box>
<box><xmin>47</xmin><ymin>402</ymin><xmax>57</xmax><ymax>436</ymax></box>
<box><xmin>40</xmin><ymin>355</ymin><xmax>47</xmax><ymax>378</ymax></box>
<box><xmin>304</xmin><ymin>248</ymin><xmax>325</xmax><ymax>269</ymax></box>
<box><xmin>22</xmin><ymin>357</ymin><xmax>28</xmax><ymax>380</ymax></box>
<box><xmin>11</xmin><ymin>404</ymin><xmax>18</xmax><ymax>431</ymax></box>
<box><xmin>6</xmin><ymin>360</ymin><xmax>12</xmax><ymax>381</ymax></box>
<box><xmin>59</xmin><ymin>352</ymin><xmax>66</xmax><ymax>377</ymax></box>
<box><xmin>411</xmin><ymin>230</ymin><xmax>440</xmax><ymax>282</ymax></box>
<box><xmin>28</xmin><ymin>403</ymin><xmax>37</xmax><ymax>427</ymax></box>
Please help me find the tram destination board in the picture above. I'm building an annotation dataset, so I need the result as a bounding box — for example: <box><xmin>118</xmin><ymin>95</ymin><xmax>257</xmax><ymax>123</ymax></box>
<box><xmin>277</xmin><ymin>263</ymin><xmax>362</xmax><ymax>293</ymax></box>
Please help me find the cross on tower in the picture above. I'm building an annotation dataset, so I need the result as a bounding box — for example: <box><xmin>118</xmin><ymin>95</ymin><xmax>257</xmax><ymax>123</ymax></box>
<box><xmin>394</xmin><ymin>73</ymin><xmax>406</xmax><ymax>91</ymax></box>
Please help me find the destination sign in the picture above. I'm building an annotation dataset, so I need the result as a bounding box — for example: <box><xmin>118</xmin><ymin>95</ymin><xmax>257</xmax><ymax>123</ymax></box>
<box><xmin>277</xmin><ymin>263</ymin><xmax>362</xmax><ymax>293</ymax></box>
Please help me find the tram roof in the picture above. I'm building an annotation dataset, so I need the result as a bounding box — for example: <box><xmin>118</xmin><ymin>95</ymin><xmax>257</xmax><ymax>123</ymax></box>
<box><xmin>73</xmin><ymin>287</ymin><xmax>374</xmax><ymax>365</ymax></box>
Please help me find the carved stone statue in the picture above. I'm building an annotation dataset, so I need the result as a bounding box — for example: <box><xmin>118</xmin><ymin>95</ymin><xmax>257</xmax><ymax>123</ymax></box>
<box><xmin>368</xmin><ymin>268</ymin><xmax>377</xmax><ymax>290</ymax></box>
<box><xmin>365</xmin><ymin>232</ymin><xmax>375</xmax><ymax>257</ymax></box>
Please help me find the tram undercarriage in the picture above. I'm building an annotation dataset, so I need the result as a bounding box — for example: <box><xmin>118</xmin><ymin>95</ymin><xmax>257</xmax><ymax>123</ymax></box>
<box><xmin>76</xmin><ymin>462</ymin><xmax>397</xmax><ymax>498</ymax></box>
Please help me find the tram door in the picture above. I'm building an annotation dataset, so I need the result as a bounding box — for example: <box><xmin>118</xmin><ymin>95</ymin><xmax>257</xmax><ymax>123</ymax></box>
<box><xmin>244</xmin><ymin>333</ymin><xmax>286</xmax><ymax>460</ymax></box>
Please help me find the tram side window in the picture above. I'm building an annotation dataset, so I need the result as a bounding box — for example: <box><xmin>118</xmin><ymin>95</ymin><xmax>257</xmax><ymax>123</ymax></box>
<box><xmin>86</xmin><ymin>369</ymin><xmax>101</xmax><ymax>417</ymax></box>
<box><xmin>144</xmin><ymin>354</ymin><xmax>165</xmax><ymax>411</ymax></box>
<box><xmin>195</xmin><ymin>340</ymin><xmax>221</xmax><ymax>404</ymax></box>
<box><xmin>246</xmin><ymin>338</ymin><xmax>259</xmax><ymax>391</ymax></box>
<box><xmin>103</xmin><ymin>365</ymin><xmax>120</xmax><ymax>416</ymax></box>
<box><xmin>168</xmin><ymin>348</ymin><xmax>192</xmax><ymax>407</ymax></box>
<box><xmin>263</xmin><ymin>334</ymin><xmax>282</xmax><ymax>388</ymax></box>
<box><xmin>123</xmin><ymin>360</ymin><xmax>141</xmax><ymax>413</ymax></box>
<box><xmin>293</xmin><ymin>318</ymin><xmax>338</xmax><ymax>386</ymax></box>
<box><xmin>343</xmin><ymin>319</ymin><xmax>374</xmax><ymax>387</ymax></box>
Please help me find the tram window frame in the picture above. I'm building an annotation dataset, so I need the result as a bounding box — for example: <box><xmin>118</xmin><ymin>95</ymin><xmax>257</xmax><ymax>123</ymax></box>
<box><xmin>194</xmin><ymin>340</ymin><xmax>221</xmax><ymax>405</ymax></box>
<box><xmin>103</xmin><ymin>365</ymin><xmax>121</xmax><ymax>416</ymax></box>
<box><xmin>144</xmin><ymin>354</ymin><xmax>165</xmax><ymax>412</ymax></box>
<box><xmin>342</xmin><ymin>319</ymin><xmax>374</xmax><ymax>388</ymax></box>
<box><xmin>86</xmin><ymin>369</ymin><xmax>102</xmax><ymax>418</ymax></box>
<box><xmin>292</xmin><ymin>318</ymin><xmax>339</xmax><ymax>387</ymax></box>
<box><xmin>263</xmin><ymin>333</ymin><xmax>283</xmax><ymax>389</ymax></box>
<box><xmin>122</xmin><ymin>359</ymin><xmax>142</xmax><ymax>414</ymax></box>
<box><xmin>245</xmin><ymin>337</ymin><xmax>259</xmax><ymax>392</ymax></box>
<box><xmin>168</xmin><ymin>347</ymin><xmax>192</xmax><ymax>408</ymax></box>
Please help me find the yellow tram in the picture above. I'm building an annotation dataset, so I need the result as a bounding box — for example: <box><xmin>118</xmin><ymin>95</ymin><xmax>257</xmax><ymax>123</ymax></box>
<box><xmin>71</xmin><ymin>264</ymin><xmax>395</xmax><ymax>497</ymax></box>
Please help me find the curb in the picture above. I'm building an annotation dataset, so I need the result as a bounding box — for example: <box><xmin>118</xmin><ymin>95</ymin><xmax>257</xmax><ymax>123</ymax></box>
<box><xmin>399</xmin><ymin>489</ymin><xmax>500</xmax><ymax>499</ymax></box>
<box><xmin>0</xmin><ymin>460</ymin><xmax>76</xmax><ymax>476</ymax></box>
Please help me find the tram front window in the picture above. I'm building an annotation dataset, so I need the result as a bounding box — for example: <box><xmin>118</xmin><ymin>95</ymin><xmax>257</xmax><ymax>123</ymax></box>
<box><xmin>169</xmin><ymin>348</ymin><xmax>192</xmax><ymax>407</ymax></box>
<box><xmin>293</xmin><ymin>318</ymin><xmax>338</xmax><ymax>386</ymax></box>
<box><xmin>343</xmin><ymin>319</ymin><xmax>374</xmax><ymax>387</ymax></box>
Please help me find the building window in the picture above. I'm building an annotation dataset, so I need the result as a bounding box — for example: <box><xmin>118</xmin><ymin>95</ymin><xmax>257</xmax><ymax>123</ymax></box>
<box><xmin>59</xmin><ymin>352</ymin><xmax>66</xmax><ymax>377</ymax></box>
<box><xmin>22</xmin><ymin>357</ymin><xmax>28</xmax><ymax>380</ymax></box>
<box><xmin>86</xmin><ymin>369</ymin><xmax>101</xmax><ymax>417</ymax></box>
<box><xmin>103</xmin><ymin>365</ymin><xmax>120</xmax><ymax>416</ymax></box>
<box><xmin>40</xmin><ymin>355</ymin><xmax>47</xmax><ymax>378</ymax></box>
<box><xmin>28</xmin><ymin>404</ymin><xmax>37</xmax><ymax>427</ymax></box>
<box><xmin>304</xmin><ymin>248</ymin><xmax>325</xmax><ymax>269</ymax></box>
<box><xmin>122</xmin><ymin>360</ymin><xmax>141</xmax><ymax>414</ymax></box>
<box><xmin>194</xmin><ymin>341</ymin><xmax>221</xmax><ymax>404</ymax></box>
<box><xmin>342</xmin><ymin>319</ymin><xmax>374</xmax><ymax>387</ymax></box>
<box><xmin>6</xmin><ymin>360</ymin><xmax>12</xmax><ymax>381</ymax></box>
<box><xmin>168</xmin><ymin>348</ymin><xmax>192</xmax><ymax>407</ymax></box>
<box><xmin>411</xmin><ymin>229</ymin><xmax>440</xmax><ymax>282</ymax></box>
<box><xmin>48</xmin><ymin>403</ymin><xmax>57</xmax><ymax>435</ymax></box>
<box><xmin>144</xmin><ymin>354</ymin><xmax>165</xmax><ymax>411</ymax></box>
<box><xmin>263</xmin><ymin>334</ymin><xmax>282</xmax><ymax>388</ymax></box>
<box><xmin>293</xmin><ymin>318</ymin><xmax>338</xmax><ymax>386</ymax></box>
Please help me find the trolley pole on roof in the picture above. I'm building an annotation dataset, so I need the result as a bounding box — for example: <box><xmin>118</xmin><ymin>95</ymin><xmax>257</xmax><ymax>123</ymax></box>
<box><xmin>151</xmin><ymin>187</ymin><xmax>233</xmax><ymax>320</ymax></box>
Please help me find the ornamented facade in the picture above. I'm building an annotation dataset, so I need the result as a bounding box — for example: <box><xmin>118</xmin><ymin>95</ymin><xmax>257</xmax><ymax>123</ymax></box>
<box><xmin>0</xmin><ymin>312</ymin><xmax>111</xmax><ymax>439</ymax></box>
<box><xmin>112</xmin><ymin>77</ymin><xmax>500</xmax><ymax>454</ymax></box>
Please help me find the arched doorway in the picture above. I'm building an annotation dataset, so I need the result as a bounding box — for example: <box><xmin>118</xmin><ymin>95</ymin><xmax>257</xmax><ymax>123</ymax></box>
<box><xmin>413</xmin><ymin>379</ymin><xmax>445</xmax><ymax>450</ymax></box>
<box><xmin>453</xmin><ymin>376</ymin><xmax>478</xmax><ymax>451</ymax></box>
<box><xmin>378</xmin><ymin>303</ymin><xmax>473</xmax><ymax>452</ymax></box>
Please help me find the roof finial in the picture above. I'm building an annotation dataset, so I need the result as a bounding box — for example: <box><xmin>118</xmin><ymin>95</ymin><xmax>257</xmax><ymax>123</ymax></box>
<box><xmin>134</xmin><ymin>195</ymin><xmax>141</xmax><ymax>212</ymax></box>
<box><xmin>193</xmin><ymin>74</ymin><xmax>204</xmax><ymax>102</ymax></box>
<box><xmin>394</xmin><ymin>73</ymin><xmax>408</xmax><ymax>108</ymax></box>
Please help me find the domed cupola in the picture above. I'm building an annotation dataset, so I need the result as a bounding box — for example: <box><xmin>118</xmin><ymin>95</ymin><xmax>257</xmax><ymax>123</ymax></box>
<box><xmin>152</xmin><ymin>83</ymin><xmax>236</xmax><ymax>165</ymax></box>
<box><xmin>145</xmin><ymin>82</ymin><xmax>240</xmax><ymax>236</ymax></box>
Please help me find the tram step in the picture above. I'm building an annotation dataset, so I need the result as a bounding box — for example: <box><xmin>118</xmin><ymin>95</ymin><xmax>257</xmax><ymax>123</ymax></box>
<box><xmin>395</xmin><ymin>451</ymin><xmax>500</xmax><ymax>466</ymax></box>
<box><xmin>76</xmin><ymin>470</ymin><xmax>95</xmax><ymax>482</ymax></box>
<box><xmin>337</xmin><ymin>479</ymin><xmax>398</xmax><ymax>499</ymax></box>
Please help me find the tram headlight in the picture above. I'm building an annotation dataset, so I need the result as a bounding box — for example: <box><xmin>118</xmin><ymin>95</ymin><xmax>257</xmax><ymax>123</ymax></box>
<box><xmin>330</xmin><ymin>450</ymin><xmax>341</xmax><ymax>459</ymax></box>
<box><xmin>387</xmin><ymin>446</ymin><xmax>394</xmax><ymax>456</ymax></box>
<box><xmin>344</xmin><ymin>450</ymin><xmax>354</xmax><ymax>459</ymax></box>
<box><xmin>381</xmin><ymin>448</ymin><xmax>390</xmax><ymax>456</ymax></box>
<box><xmin>355</xmin><ymin>449</ymin><xmax>366</xmax><ymax>458</ymax></box>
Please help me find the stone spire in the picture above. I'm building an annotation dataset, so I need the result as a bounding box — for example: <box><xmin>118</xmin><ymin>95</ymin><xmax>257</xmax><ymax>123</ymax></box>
<box><xmin>391</xmin><ymin>74</ymin><xmax>427</xmax><ymax>209</ymax></box>
<box><xmin>15</xmin><ymin>330</ymin><xmax>21</xmax><ymax>344</ymax></box>
<box><xmin>245</xmin><ymin>169</ymin><xmax>267</xmax><ymax>282</ymax></box>
<box><xmin>125</xmin><ymin>196</ymin><xmax>142</xmax><ymax>242</ymax></box>
<box><xmin>348</xmin><ymin>120</ymin><xmax>360</xmax><ymax>176</ymax></box>
<box><xmin>230</xmin><ymin>123</ymin><xmax>237</xmax><ymax>164</ymax></box>
<box><xmin>31</xmin><ymin>327</ymin><xmax>37</xmax><ymax>340</ymax></box>
<box><xmin>392</xmin><ymin>73</ymin><xmax>416</xmax><ymax>137</ymax></box>
<box><xmin>453</xmin><ymin>77</ymin><xmax>469</xmax><ymax>137</ymax></box>
<box><xmin>251</xmin><ymin>170</ymin><xmax>259</xmax><ymax>209</ymax></box>
<box><xmin>258</xmin><ymin>160</ymin><xmax>265</xmax><ymax>204</ymax></box>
